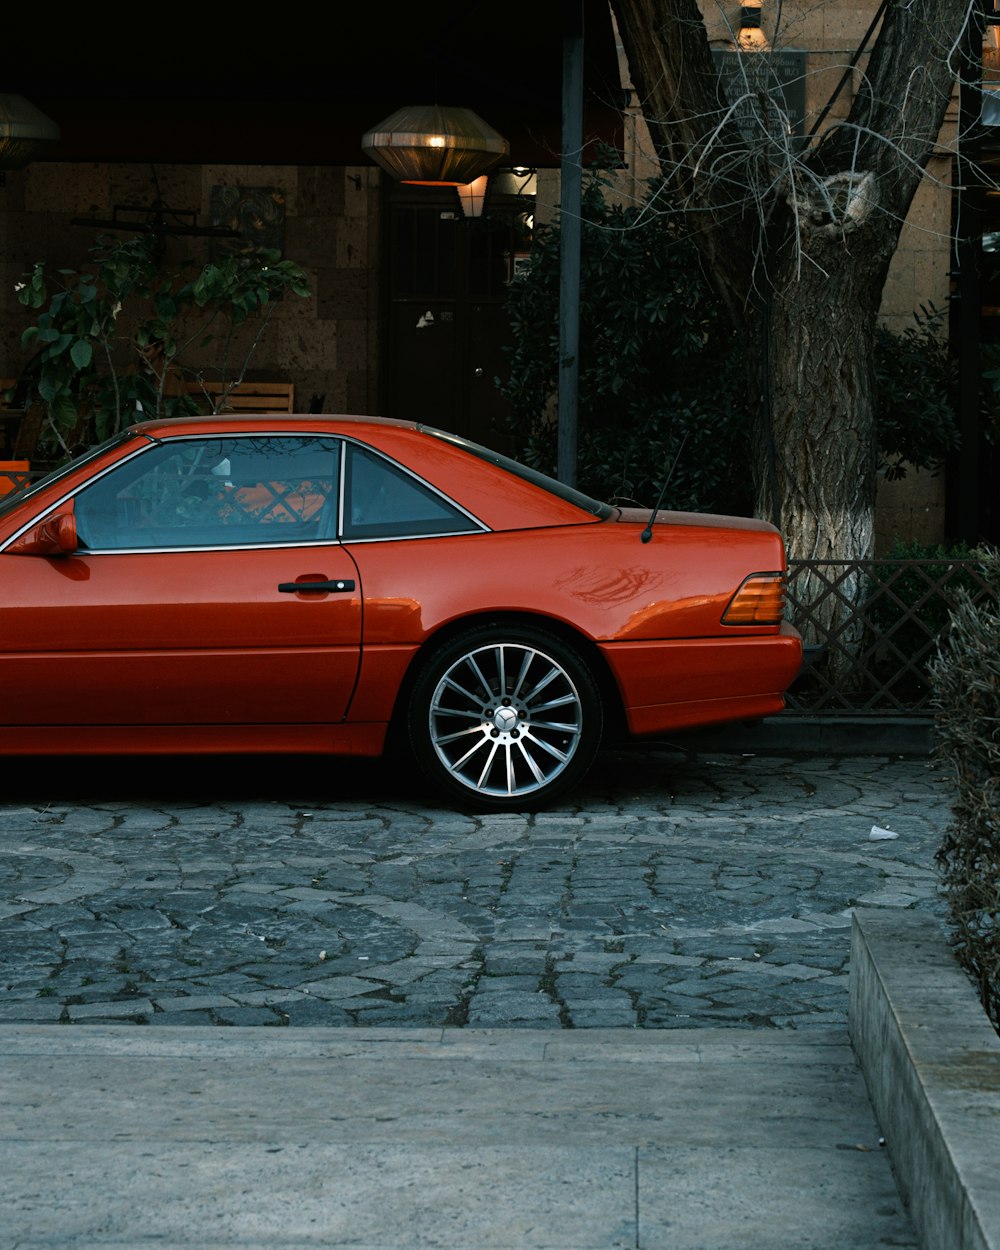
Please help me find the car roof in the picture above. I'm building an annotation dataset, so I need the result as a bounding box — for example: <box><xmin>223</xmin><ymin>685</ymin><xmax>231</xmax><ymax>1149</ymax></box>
<box><xmin>131</xmin><ymin>413</ymin><xmax>417</xmax><ymax>438</ymax></box>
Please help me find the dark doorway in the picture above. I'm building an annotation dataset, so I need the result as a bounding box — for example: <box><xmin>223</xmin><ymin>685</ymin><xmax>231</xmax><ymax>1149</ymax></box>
<box><xmin>381</xmin><ymin>185</ymin><xmax>531</xmax><ymax>454</ymax></box>
<box><xmin>949</xmin><ymin>145</ymin><xmax>1000</xmax><ymax>546</ymax></box>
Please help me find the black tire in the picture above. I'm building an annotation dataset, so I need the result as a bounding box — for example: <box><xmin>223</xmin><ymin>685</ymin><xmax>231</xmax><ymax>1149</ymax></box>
<box><xmin>407</xmin><ymin>623</ymin><xmax>603</xmax><ymax>812</ymax></box>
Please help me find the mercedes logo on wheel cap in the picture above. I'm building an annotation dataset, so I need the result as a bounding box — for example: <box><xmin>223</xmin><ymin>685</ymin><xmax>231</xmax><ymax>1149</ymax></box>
<box><xmin>492</xmin><ymin>706</ymin><xmax>520</xmax><ymax>733</ymax></box>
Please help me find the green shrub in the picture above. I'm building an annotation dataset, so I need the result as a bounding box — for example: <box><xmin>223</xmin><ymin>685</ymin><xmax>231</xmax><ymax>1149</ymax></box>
<box><xmin>866</xmin><ymin>539</ymin><xmax>992</xmax><ymax>685</ymax></box>
<box><xmin>874</xmin><ymin>306</ymin><xmax>961</xmax><ymax>480</ymax></box>
<box><xmin>929</xmin><ymin>549</ymin><xmax>1000</xmax><ymax>1033</ymax></box>
<box><xmin>499</xmin><ymin>168</ymin><xmax>751</xmax><ymax>515</ymax></box>
<box><xmin>13</xmin><ymin>234</ymin><xmax>310</xmax><ymax>458</ymax></box>
<box><xmin>500</xmin><ymin>171</ymin><xmax>965</xmax><ymax>514</ymax></box>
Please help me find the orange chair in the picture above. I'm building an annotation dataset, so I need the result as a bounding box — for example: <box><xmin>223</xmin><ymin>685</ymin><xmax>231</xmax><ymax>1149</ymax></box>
<box><xmin>0</xmin><ymin>460</ymin><xmax>31</xmax><ymax>495</ymax></box>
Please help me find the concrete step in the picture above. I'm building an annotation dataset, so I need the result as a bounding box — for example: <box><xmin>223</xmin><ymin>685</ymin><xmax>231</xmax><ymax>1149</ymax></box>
<box><xmin>0</xmin><ymin>1024</ymin><xmax>915</xmax><ymax>1249</ymax></box>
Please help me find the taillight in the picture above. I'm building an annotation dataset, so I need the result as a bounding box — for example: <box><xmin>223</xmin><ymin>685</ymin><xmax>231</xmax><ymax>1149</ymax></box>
<box><xmin>722</xmin><ymin>573</ymin><xmax>788</xmax><ymax>625</ymax></box>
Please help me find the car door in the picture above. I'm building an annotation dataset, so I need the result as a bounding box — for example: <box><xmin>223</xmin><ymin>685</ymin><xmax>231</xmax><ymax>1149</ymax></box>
<box><xmin>0</xmin><ymin>433</ymin><xmax>362</xmax><ymax>728</ymax></box>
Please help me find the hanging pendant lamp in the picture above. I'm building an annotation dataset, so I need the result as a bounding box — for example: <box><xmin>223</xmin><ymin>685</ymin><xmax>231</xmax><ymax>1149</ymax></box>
<box><xmin>0</xmin><ymin>94</ymin><xmax>60</xmax><ymax>170</ymax></box>
<box><xmin>362</xmin><ymin>103</ymin><xmax>508</xmax><ymax>185</ymax></box>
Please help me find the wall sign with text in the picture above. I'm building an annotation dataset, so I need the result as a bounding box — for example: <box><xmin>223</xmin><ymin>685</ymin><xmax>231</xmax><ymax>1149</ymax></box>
<box><xmin>712</xmin><ymin>50</ymin><xmax>808</xmax><ymax>148</ymax></box>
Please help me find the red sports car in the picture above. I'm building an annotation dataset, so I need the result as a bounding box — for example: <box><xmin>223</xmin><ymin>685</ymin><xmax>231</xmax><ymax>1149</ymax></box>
<box><xmin>0</xmin><ymin>415</ymin><xmax>802</xmax><ymax>810</ymax></box>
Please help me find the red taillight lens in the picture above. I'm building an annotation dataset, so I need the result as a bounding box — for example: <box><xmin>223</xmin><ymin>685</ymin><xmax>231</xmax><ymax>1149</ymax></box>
<box><xmin>722</xmin><ymin>573</ymin><xmax>788</xmax><ymax>625</ymax></box>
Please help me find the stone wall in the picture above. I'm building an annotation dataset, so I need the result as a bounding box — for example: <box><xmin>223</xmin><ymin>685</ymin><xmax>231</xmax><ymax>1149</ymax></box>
<box><xmin>0</xmin><ymin>161</ymin><xmax>382</xmax><ymax>418</ymax></box>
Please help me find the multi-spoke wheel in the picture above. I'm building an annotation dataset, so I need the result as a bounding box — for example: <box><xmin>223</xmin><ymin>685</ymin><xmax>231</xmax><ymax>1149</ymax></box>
<box><xmin>408</xmin><ymin>624</ymin><xmax>603</xmax><ymax>812</ymax></box>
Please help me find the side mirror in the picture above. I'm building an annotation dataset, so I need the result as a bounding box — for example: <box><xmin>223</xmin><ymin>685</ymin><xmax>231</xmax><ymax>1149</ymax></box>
<box><xmin>7</xmin><ymin>509</ymin><xmax>79</xmax><ymax>558</ymax></box>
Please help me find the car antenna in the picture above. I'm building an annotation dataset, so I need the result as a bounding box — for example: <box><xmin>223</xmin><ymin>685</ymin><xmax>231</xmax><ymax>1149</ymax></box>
<box><xmin>641</xmin><ymin>433</ymin><xmax>689</xmax><ymax>543</ymax></box>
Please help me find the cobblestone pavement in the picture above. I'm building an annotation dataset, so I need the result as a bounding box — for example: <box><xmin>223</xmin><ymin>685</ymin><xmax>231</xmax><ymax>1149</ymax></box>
<box><xmin>0</xmin><ymin>741</ymin><xmax>950</xmax><ymax>1030</ymax></box>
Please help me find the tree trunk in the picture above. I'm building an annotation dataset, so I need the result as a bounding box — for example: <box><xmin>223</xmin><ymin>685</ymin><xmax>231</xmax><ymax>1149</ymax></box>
<box><xmin>758</xmin><ymin>255</ymin><xmax>884</xmax><ymax>536</ymax></box>
<box><xmin>609</xmin><ymin>0</ymin><xmax>972</xmax><ymax>651</ymax></box>
<box><xmin>757</xmin><ymin>229</ymin><xmax>887</xmax><ymax>653</ymax></box>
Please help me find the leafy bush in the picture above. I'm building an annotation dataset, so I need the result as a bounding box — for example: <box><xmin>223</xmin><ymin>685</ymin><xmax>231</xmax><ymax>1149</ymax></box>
<box><xmin>874</xmin><ymin>306</ymin><xmax>961</xmax><ymax>480</ymax></box>
<box><xmin>929</xmin><ymin>549</ymin><xmax>1000</xmax><ymax>1033</ymax></box>
<box><xmin>500</xmin><ymin>173</ymin><xmax>967</xmax><ymax>514</ymax></box>
<box><xmin>499</xmin><ymin>170</ymin><xmax>751</xmax><ymax>515</ymax></box>
<box><xmin>859</xmin><ymin>540</ymin><xmax>995</xmax><ymax>705</ymax></box>
<box><xmin>976</xmin><ymin>342</ymin><xmax>1000</xmax><ymax>444</ymax></box>
<box><xmin>11</xmin><ymin>234</ymin><xmax>310</xmax><ymax>458</ymax></box>
<box><xmin>868</xmin><ymin>538</ymin><xmax>990</xmax><ymax>647</ymax></box>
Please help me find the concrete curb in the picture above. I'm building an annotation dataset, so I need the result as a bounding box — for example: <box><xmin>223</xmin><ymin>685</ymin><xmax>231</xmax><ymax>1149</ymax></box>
<box><xmin>849</xmin><ymin>909</ymin><xmax>1000</xmax><ymax>1250</ymax></box>
<box><xmin>668</xmin><ymin>715</ymin><xmax>935</xmax><ymax>757</ymax></box>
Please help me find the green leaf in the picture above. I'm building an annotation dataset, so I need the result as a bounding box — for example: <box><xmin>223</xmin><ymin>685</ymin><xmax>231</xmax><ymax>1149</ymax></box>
<box><xmin>11</xmin><ymin>232</ymin><xmax>309</xmax><ymax>453</ymax></box>
<box><xmin>49</xmin><ymin>392</ymin><xmax>79</xmax><ymax>431</ymax></box>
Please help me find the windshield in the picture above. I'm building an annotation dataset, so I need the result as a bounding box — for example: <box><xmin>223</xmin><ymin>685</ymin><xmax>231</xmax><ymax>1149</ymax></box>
<box><xmin>423</xmin><ymin>427</ymin><xmax>614</xmax><ymax>519</ymax></box>
<box><xmin>0</xmin><ymin>430</ymin><xmax>141</xmax><ymax>520</ymax></box>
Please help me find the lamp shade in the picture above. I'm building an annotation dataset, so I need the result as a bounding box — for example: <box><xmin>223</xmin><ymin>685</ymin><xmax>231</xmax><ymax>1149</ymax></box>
<box><xmin>737</xmin><ymin>1</ymin><xmax>770</xmax><ymax>51</ymax></box>
<box><xmin>362</xmin><ymin>104</ymin><xmax>508</xmax><ymax>185</ymax></box>
<box><xmin>456</xmin><ymin>175</ymin><xmax>490</xmax><ymax>218</ymax></box>
<box><xmin>0</xmin><ymin>94</ymin><xmax>60</xmax><ymax>170</ymax></box>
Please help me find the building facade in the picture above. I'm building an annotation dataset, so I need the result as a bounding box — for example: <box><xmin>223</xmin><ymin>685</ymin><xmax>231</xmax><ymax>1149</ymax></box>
<box><xmin>1</xmin><ymin>2</ymin><xmax>994</xmax><ymax>550</ymax></box>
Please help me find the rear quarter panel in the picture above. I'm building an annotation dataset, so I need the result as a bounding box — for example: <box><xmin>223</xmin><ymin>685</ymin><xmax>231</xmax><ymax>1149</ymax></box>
<box><xmin>350</xmin><ymin>518</ymin><xmax>788</xmax><ymax>644</ymax></box>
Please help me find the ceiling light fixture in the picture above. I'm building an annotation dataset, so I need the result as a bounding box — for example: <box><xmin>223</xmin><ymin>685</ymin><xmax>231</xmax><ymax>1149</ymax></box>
<box><xmin>361</xmin><ymin>104</ymin><xmax>509</xmax><ymax>185</ymax></box>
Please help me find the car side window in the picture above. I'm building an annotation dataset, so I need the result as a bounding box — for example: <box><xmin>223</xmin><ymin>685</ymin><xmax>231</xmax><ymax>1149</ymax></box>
<box><xmin>342</xmin><ymin>443</ymin><xmax>479</xmax><ymax>539</ymax></box>
<box><xmin>74</xmin><ymin>436</ymin><xmax>341</xmax><ymax>549</ymax></box>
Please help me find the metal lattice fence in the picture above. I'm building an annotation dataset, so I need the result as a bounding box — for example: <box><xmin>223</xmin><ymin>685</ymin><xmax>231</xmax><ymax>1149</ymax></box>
<box><xmin>784</xmin><ymin>558</ymin><xmax>995</xmax><ymax>717</ymax></box>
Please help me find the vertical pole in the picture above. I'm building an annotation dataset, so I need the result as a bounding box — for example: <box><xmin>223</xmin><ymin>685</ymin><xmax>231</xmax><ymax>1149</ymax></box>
<box><xmin>951</xmin><ymin>1</ymin><xmax>984</xmax><ymax>541</ymax></box>
<box><xmin>558</xmin><ymin>4</ymin><xmax>584</xmax><ymax>487</ymax></box>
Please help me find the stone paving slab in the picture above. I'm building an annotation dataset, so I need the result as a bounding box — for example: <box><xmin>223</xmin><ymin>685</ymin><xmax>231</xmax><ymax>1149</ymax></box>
<box><xmin>0</xmin><ymin>1025</ymin><xmax>916</xmax><ymax>1249</ymax></box>
<box><xmin>0</xmin><ymin>744</ymin><xmax>950</xmax><ymax>1032</ymax></box>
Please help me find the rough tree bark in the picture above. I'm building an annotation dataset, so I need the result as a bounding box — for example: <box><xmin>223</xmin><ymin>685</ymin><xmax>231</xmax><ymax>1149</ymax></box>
<box><xmin>609</xmin><ymin>0</ymin><xmax>972</xmax><ymax>640</ymax></box>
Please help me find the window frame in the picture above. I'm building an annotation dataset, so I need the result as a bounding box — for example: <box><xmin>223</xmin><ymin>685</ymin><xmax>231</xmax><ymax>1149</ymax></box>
<box><xmin>56</xmin><ymin>431</ymin><xmax>489</xmax><ymax>555</ymax></box>
<box><xmin>338</xmin><ymin>437</ymin><xmax>487</xmax><ymax>543</ymax></box>
<box><xmin>71</xmin><ymin>433</ymin><xmax>343</xmax><ymax>554</ymax></box>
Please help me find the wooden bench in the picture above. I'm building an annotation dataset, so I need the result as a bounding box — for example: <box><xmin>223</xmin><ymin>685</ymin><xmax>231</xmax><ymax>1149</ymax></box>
<box><xmin>181</xmin><ymin>379</ymin><xmax>295</xmax><ymax>414</ymax></box>
<box><xmin>0</xmin><ymin>378</ymin><xmax>23</xmax><ymax>457</ymax></box>
<box><xmin>0</xmin><ymin>377</ymin><xmax>45</xmax><ymax>462</ymax></box>
<box><xmin>0</xmin><ymin>376</ymin><xmax>297</xmax><ymax>465</ymax></box>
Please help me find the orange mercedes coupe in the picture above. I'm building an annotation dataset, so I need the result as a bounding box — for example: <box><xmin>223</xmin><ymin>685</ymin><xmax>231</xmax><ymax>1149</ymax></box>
<box><xmin>0</xmin><ymin>416</ymin><xmax>803</xmax><ymax>811</ymax></box>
